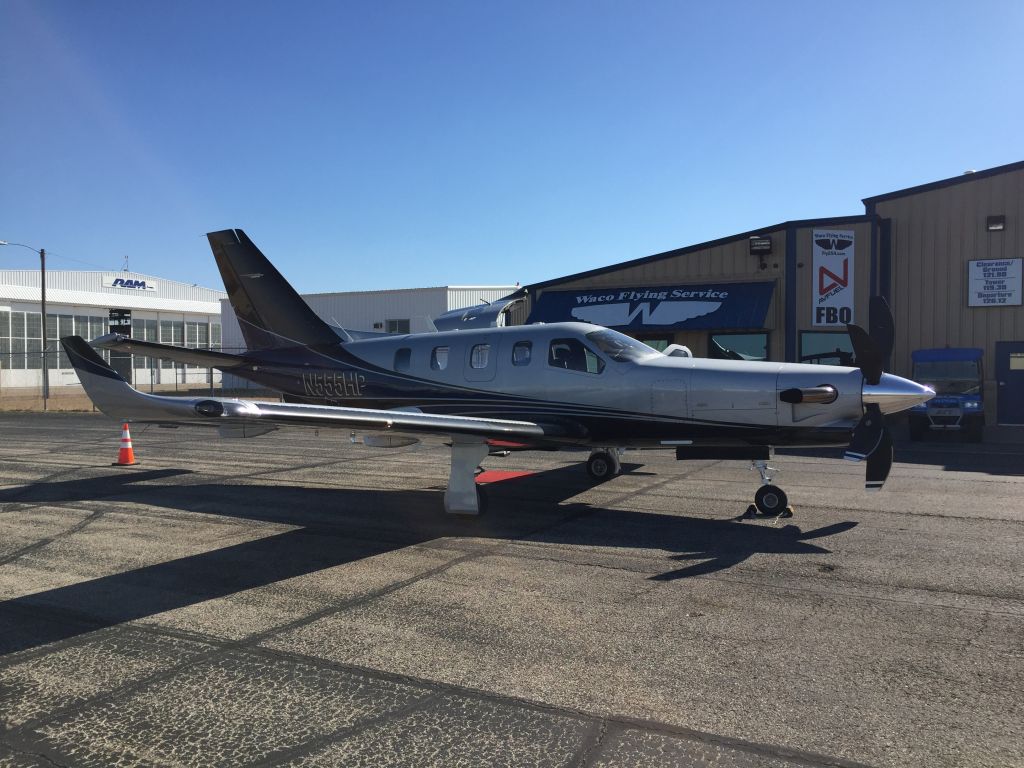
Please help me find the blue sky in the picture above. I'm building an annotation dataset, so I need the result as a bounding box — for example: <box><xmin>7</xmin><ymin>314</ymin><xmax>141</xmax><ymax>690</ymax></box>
<box><xmin>2</xmin><ymin>1</ymin><xmax>1022</xmax><ymax>293</ymax></box>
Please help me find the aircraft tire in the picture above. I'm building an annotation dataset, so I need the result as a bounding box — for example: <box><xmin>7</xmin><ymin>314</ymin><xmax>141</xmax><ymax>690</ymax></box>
<box><xmin>476</xmin><ymin>486</ymin><xmax>489</xmax><ymax>515</ymax></box>
<box><xmin>754</xmin><ymin>485</ymin><xmax>788</xmax><ymax>516</ymax></box>
<box><xmin>586</xmin><ymin>452</ymin><xmax>614</xmax><ymax>481</ymax></box>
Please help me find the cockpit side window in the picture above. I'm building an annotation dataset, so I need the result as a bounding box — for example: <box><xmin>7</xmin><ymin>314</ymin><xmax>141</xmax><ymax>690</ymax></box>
<box><xmin>548</xmin><ymin>338</ymin><xmax>605</xmax><ymax>374</ymax></box>
<box><xmin>431</xmin><ymin>346</ymin><xmax>449</xmax><ymax>370</ymax></box>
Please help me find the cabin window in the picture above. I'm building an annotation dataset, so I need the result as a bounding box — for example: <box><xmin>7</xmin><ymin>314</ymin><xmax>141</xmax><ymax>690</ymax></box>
<box><xmin>470</xmin><ymin>344</ymin><xmax>490</xmax><ymax>369</ymax></box>
<box><xmin>512</xmin><ymin>341</ymin><xmax>532</xmax><ymax>366</ymax></box>
<box><xmin>394</xmin><ymin>347</ymin><xmax>412</xmax><ymax>372</ymax></box>
<box><xmin>431</xmin><ymin>346</ymin><xmax>449</xmax><ymax>370</ymax></box>
<box><xmin>548</xmin><ymin>338</ymin><xmax>604</xmax><ymax>374</ymax></box>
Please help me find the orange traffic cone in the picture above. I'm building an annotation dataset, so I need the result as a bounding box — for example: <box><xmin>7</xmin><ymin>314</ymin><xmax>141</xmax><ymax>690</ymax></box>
<box><xmin>112</xmin><ymin>422</ymin><xmax>139</xmax><ymax>466</ymax></box>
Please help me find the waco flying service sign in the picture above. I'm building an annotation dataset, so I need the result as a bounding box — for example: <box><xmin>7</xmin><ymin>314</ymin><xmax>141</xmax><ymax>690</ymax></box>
<box><xmin>812</xmin><ymin>229</ymin><xmax>855</xmax><ymax>327</ymax></box>
<box><xmin>527</xmin><ymin>282</ymin><xmax>774</xmax><ymax>330</ymax></box>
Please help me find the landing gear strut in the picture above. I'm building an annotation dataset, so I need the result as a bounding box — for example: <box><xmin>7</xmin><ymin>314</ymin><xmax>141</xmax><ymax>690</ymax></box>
<box><xmin>742</xmin><ymin>458</ymin><xmax>794</xmax><ymax>519</ymax></box>
<box><xmin>445</xmin><ymin>439</ymin><xmax>490</xmax><ymax>515</ymax></box>
<box><xmin>586</xmin><ymin>448</ymin><xmax>622</xmax><ymax>481</ymax></box>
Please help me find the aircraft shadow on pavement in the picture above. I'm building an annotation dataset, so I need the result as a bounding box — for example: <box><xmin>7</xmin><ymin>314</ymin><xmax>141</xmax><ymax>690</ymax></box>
<box><xmin>0</xmin><ymin>465</ymin><xmax>855</xmax><ymax>658</ymax></box>
<box><xmin>779</xmin><ymin>440</ymin><xmax>1024</xmax><ymax>476</ymax></box>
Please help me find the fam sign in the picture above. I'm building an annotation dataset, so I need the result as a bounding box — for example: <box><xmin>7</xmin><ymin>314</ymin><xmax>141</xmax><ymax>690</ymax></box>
<box><xmin>812</xmin><ymin>229</ymin><xmax>855</xmax><ymax>327</ymax></box>
<box><xmin>527</xmin><ymin>282</ymin><xmax>775</xmax><ymax>330</ymax></box>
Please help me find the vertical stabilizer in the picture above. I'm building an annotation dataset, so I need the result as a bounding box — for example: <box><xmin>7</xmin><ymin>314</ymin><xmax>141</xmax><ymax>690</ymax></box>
<box><xmin>207</xmin><ymin>229</ymin><xmax>341</xmax><ymax>350</ymax></box>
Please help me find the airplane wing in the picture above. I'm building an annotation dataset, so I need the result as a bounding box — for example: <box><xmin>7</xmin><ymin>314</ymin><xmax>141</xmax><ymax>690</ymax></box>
<box><xmin>90</xmin><ymin>333</ymin><xmax>245</xmax><ymax>369</ymax></box>
<box><xmin>61</xmin><ymin>336</ymin><xmax>549</xmax><ymax>443</ymax></box>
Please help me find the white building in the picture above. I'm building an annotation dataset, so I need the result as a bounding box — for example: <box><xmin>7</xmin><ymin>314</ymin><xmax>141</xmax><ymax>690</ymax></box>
<box><xmin>219</xmin><ymin>285</ymin><xmax>521</xmax><ymax>354</ymax></box>
<box><xmin>0</xmin><ymin>270</ymin><xmax>226</xmax><ymax>392</ymax></box>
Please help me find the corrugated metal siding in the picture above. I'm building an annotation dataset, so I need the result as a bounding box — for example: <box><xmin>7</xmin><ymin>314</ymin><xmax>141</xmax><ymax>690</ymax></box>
<box><xmin>446</xmin><ymin>287</ymin><xmax>519</xmax><ymax>311</ymax></box>
<box><xmin>307</xmin><ymin>288</ymin><xmax>448</xmax><ymax>334</ymax></box>
<box><xmin>0</xmin><ymin>270</ymin><xmax>226</xmax><ymax>304</ymax></box>
<box><xmin>875</xmin><ymin>167</ymin><xmax>1024</xmax><ymax>383</ymax></box>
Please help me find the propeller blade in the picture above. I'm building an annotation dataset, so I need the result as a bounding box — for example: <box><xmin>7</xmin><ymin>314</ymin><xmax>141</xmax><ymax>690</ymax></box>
<box><xmin>865</xmin><ymin>428</ymin><xmax>894</xmax><ymax>491</ymax></box>
<box><xmin>845</xmin><ymin>403</ymin><xmax>884</xmax><ymax>461</ymax></box>
<box><xmin>868</xmin><ymin>296</ymin><xmax>894</xmax><ymax>363</ymax></box>
<box><xmin>847</xmin><ymin>322</ymin><xmax>883</xmax><ymax>385</ymax></box>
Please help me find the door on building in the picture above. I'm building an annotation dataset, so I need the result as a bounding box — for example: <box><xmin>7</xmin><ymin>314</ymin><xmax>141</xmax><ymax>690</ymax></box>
<box><xmin>995</xmin><ymin>341</ymin><xmax>1024</xmax><ymax>425</ymax></box>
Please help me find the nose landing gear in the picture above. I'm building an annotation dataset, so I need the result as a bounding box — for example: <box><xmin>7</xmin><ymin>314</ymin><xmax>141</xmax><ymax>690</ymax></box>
<box><xmin>742</xmin><ymin>459</ymin><xmax>794</xmax><ymax>519</ymax></box>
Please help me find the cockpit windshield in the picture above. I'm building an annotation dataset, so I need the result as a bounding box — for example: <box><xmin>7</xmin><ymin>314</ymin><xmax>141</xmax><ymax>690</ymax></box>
<box><xmin>585</xmin><ymin>329</ymin><xmax>660</xmax><ymax>363</ymax></box>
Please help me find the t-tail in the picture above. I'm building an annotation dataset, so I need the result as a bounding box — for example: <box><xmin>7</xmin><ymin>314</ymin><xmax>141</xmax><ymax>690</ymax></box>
<box><xmin>206</xmin><ymin>229</ymin><xmax>342</xmax><ymax>350</ymax></box>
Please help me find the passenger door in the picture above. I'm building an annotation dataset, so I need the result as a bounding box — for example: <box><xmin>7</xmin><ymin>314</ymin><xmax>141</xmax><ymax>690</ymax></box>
<box><xmin>995</xmin><ymin>341</ymin><xmax>1024</xmax><ymax>425</ymax></box>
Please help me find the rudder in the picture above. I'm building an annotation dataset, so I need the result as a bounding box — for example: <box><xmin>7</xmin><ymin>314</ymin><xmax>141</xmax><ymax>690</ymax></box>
<box><xmin>207</xmin><ymin>229</ymin><xmax>340</xmax><ymax>350</ymax></box>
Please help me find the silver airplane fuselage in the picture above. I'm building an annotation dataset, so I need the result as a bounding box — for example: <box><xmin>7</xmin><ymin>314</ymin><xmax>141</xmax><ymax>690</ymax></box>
<box><xmin>233</xmin><ymin>321</ymin><xmax>931</xmax><ymax>449</ymax></box>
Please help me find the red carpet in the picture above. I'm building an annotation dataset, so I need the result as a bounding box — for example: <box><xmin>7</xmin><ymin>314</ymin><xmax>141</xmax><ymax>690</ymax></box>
<box><xmin>475</xmin><ymin>470</ymin><xmax>535</xmax><ymax>484</ymax></box>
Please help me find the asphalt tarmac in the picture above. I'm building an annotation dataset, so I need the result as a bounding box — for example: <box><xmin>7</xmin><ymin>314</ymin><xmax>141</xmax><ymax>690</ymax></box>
<box><xmin>0</xmin><ymin>412</ymin><xmax>1022</xmax><ymax>767</ymax></box>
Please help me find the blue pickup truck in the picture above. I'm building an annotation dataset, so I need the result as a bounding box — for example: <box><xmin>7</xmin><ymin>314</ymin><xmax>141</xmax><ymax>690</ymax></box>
<box><xmin>908</xmin><ymin>348</ymin><xmax>985</xmax><ymax>442</ymax></box>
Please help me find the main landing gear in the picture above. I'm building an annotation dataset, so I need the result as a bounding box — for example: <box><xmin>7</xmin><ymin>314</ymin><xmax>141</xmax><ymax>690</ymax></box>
<box><xmin>741</xmin><ymin>459</ymin><xmax>794</xmax><ymax>519</ymax></box>
<box><xmin>586</xmin><ymin>448</ymin><xmax>623</xmax><ymax>481</ymax></box>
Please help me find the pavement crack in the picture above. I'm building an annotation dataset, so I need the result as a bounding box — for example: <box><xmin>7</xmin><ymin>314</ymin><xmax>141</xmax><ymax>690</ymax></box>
<box><xmin>573</xmin><ymin>718</ymin><xmax>610</xmax><ymax>767</ymax></box>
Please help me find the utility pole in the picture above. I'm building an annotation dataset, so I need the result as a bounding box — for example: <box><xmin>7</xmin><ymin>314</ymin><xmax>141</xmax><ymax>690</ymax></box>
<box><xmin>0</xmin><ymin>240</ymin><xmax>48</xmax><ymax>410</ymax></box>
<box><xmin>40</xmin><ymin>247</ymin><xmax>48</xmax><ymax>410</ymax></box>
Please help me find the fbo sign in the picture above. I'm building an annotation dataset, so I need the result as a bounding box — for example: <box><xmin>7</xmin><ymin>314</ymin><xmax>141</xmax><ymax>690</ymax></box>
<box><xmin>812</xmin><ymin>229</ymin><xmax>855</xmax><ymax>326</ymax></box>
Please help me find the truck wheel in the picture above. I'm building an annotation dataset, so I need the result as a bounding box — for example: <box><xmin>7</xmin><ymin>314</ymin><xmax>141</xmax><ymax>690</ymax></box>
<box><xmin>965</xmin><ymin>420</ymin><xmax>984</xmax><ymax>443</ymax></box>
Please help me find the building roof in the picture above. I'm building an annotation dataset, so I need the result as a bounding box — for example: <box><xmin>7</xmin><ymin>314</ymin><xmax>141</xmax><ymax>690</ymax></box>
<box><xmin>0</xmin><ymin>269</ymin><xmax>226</xmax><ymax>315</ymax></box>
<box><xmin>525</xmin><ymin>215</ymin><xmax>873</xmax><ymax>292</ymax></box>
<box><xmin>862</xmin><ymin>160</ymin><xmax>1024</xmax><ymax>207</ymax></box>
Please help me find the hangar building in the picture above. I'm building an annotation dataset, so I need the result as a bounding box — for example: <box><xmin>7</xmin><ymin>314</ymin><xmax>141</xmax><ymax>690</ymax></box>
<box><xmin>0</xmin><ymin>270</ymin><xmax>226</xmax><ymax>395</ymax></box>
<box><xmin>524</xmin><ymin>160</ymin><xmax>1024</xmax><ymax>426</ymax></box>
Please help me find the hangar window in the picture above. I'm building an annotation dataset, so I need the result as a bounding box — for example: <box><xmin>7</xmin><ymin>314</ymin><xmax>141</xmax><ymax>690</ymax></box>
<box><xmin>710</xmin><ymin>333</ymin><xmax>769</xmax><ymax>362</ymax></box>
<box><xmin>470</xmin><ymin>344</ymin><xmax>491</xmax><ymax>369</ymax></box>
<box><xmin>394</xmin><ymin>347</ymin><xmax>412</xmax><ymax>372</ymax></box>
<box><xmin>159</xmin><ymin>320</ymin><xmax>184</xmax><ymax>369</ymax></box>
<box><xmin>800</xmin><ymin>332</ymin><xmax>855</xmax><ymax>366</ymax></box>
<box><xmin>431</xmin><ymin>346</ymin><xmax>449</xmax><ymax>370</ymax></box>
<box><xmin>549</xmin><ymin>338</ymin><xmax>605</xmax><ymax>374</ymax></box>
<box><xmin>386</xmin><ymin>319</ymin><xmax>410</xmax><ymax>334</ymax></box>
<box><xmin>132</xmin><ymin>318</ymin><xmax>159</xmax><ymax>370</ymax></box>
<box><xmin>512</xmin><ymin>341</ymin><xmax>532</xmax><ymax>366</ymax></box>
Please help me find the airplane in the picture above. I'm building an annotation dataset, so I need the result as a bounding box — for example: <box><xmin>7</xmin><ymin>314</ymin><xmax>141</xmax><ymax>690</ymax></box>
<box><xmin>60</xmin><ymin>228</ymin><xmax>934</xmax><ymax>517</ymax></box>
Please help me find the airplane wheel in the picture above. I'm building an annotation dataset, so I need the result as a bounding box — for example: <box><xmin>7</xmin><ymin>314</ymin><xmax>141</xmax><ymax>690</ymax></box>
<box><xmin>476</xmin><ymin>486</ymin><xmax>489</xmax><ymax>516</ymax></box>
<box><xmin>754</xmin><ymin>485</ymin><xmax>788</xmax><ymax>517</ymax></box>
<box><xmin>586</xmin><ymin>451</ymin><xmax>614</xmax><ymax>481</ymax></box>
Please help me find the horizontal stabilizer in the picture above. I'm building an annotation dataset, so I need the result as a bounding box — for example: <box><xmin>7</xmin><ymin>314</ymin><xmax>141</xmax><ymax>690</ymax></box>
<box><xmin>91</xmin><ymin>333</ymin><xmax>245</xmax><ymax>369</ymax></box>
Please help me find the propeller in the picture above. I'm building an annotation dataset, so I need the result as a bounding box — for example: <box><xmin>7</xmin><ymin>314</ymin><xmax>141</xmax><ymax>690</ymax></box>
<box><xmin>844</xmin><ymin>297</ymin><xmax>896</xmax><ymax>491</ymax></box>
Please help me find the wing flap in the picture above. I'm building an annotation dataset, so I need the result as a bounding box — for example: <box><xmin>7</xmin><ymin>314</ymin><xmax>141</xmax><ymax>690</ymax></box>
<box><xmin>61</xmin><ymin>336</ymin><xmax>548</xmax><ymax>442</ymax></box>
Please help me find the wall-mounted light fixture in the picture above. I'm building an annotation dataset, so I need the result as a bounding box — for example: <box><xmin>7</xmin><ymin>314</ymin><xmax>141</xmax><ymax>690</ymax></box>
<box><xmin>986</xmin><ymin>215</ymin><xmax>1006</xmax><ymax>232</ymax></box>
